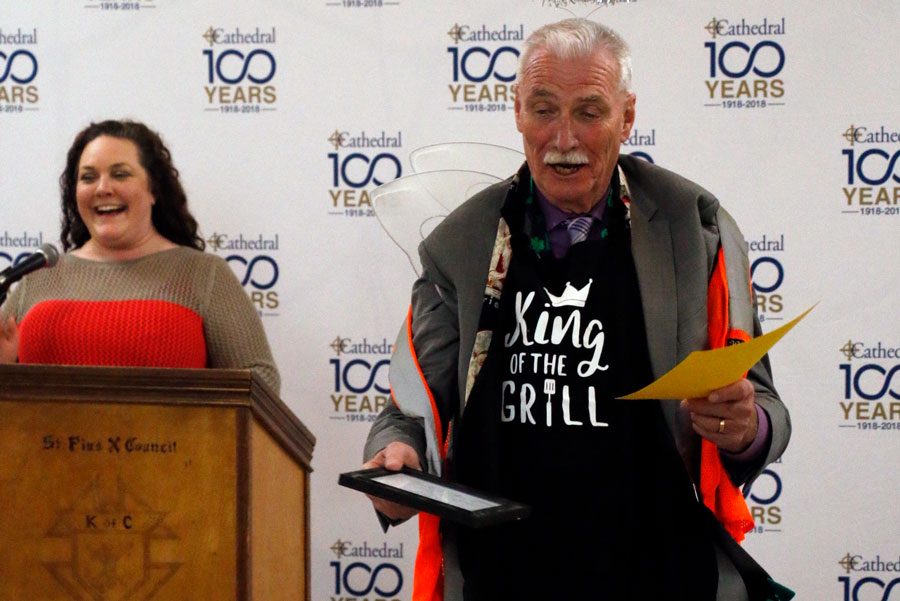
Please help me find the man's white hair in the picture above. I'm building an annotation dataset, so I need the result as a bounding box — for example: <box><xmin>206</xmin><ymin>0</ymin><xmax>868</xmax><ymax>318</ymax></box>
<box><xmin>517</xmin><ymin>18</ymin><xmax>633</xmax><ymax>93</ymax></box>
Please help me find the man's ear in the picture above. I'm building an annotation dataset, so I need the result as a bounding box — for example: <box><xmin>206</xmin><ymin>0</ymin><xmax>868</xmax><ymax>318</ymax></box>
<box><xmin>514</xmin><ymin>91</ymin><xmax>524</xmax><ymax>133</ymax></box>
<box><xmin>620</xmin><ymin>92</ymin><xmax>636</xmax><ymax>142</ymax></box>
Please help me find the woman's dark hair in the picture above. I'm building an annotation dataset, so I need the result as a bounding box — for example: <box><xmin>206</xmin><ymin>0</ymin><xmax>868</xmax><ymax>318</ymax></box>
<box><xmin>59</xmin><ymin>119</ymin><xmax>205</xmax><ymax>251</ymax></box>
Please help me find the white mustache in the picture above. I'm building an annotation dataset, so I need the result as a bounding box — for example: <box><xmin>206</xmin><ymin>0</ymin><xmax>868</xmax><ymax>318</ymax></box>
<box><xmin>543</xmin><ymin>150</ymin><xmax>588</xmax><ymax>165</ymax></box>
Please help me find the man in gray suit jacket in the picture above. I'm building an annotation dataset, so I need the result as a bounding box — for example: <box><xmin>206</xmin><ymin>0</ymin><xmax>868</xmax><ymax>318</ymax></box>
<box><xmin>364</xmin><ymin>18</ymin><xmax>790</xmax><ymax>601</ymax></box>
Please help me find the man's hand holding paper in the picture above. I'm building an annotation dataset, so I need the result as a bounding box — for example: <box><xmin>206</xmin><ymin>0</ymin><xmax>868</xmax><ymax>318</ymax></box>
<box><xmin>683</xmin><ymin>379</ymin><xmax>760</xmax><ymax>453</ymax></box>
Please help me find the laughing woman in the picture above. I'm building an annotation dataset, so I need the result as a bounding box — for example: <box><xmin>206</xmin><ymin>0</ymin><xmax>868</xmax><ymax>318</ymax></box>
<box><xmin>0</xmin><ymin>119</ymin><xmax>280</xmax><ymax>393</ymax></box>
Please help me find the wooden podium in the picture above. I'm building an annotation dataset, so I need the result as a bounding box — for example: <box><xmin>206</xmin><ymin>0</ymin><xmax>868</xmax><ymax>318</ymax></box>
<box><xmin>0</xmin><ymin>364</ymin><xmax>315</xmax><ymax>601</ymax></box>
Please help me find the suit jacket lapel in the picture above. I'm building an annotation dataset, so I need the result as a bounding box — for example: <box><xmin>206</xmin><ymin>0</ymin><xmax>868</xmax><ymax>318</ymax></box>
<box><xmin>626</xmin><ymin>173</ymin><xmax>678</xmax><ymax>379</ymax></box>
<box><xmin>625</xmin><ymin>165</ymin><xmax>691</xmax><ymax>463</ymax></box>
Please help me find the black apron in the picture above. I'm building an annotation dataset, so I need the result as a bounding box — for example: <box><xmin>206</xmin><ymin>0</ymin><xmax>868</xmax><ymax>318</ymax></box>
<box><xmin>452</xmin><ymin>196</ymin><xmax>718</xmax><ymax>600</ymax></box>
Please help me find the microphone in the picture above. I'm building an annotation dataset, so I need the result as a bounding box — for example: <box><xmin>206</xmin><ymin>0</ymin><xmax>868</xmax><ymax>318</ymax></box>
<box><xmin>0</xmin><ymin>243</ymin><xmax>60</xmax><ymax>294</ymax></box>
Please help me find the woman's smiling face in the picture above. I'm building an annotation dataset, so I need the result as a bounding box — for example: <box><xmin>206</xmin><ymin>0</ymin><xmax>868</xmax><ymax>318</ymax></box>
<box><xmin>75</xmin><ymin>135</ymin><xmax>158</xmax><ymax>252</ymax></box>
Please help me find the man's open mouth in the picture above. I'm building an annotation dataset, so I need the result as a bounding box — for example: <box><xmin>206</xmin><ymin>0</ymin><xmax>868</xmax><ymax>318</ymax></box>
<box><xmin>549</xmin><ymin>163</ymin><xmax>584</xmax><ymax>175</ymax></box>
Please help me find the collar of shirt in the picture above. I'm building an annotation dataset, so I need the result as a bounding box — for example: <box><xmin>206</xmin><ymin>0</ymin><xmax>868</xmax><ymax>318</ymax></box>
<box><xmin>535</xmin><ymin>187</ymin><xmax>609</xmax><ymax>230</ymax></box>
<box><xmin>535</xmin><ymin>186</ymin><xmax>610</xmax><ymax>258</ymax></box>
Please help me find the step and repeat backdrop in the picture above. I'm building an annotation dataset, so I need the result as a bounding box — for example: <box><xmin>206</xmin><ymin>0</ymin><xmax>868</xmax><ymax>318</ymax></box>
<box><xmin>1</xmin><ymin>1</ymin><xmax>897</xmax><ymax>600</ymax></box>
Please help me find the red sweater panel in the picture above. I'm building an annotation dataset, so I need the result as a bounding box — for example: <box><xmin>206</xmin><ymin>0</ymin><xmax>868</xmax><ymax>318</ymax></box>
<box><xmin>18</xmin><ymin>299</ymin><xmax>207</xmax><ymax>368</ymax></box>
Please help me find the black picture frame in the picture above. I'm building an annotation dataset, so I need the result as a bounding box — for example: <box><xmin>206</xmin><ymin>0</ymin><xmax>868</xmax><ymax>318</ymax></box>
<box><xmin>339</xmin><ymin>467</ymin><xmax>531</xmax><ymax>528</ymax></box>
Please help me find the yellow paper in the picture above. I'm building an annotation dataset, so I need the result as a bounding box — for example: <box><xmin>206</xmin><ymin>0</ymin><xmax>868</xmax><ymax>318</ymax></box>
<box><xmin>618</xmin><ymin>304</ymin><xmax>816</xmax><ymax>400</ymax></box>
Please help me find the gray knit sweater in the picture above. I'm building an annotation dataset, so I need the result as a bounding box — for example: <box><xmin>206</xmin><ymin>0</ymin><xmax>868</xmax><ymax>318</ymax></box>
<box><xmin>1</xmin><ymin>246</ymin><xmax>280</xmax><ymax>393</ymax></box>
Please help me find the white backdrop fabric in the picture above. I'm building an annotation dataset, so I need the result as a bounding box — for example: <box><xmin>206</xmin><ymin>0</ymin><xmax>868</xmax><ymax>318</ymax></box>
<box><xmin>1</xmin><ymin>1</ymin><xmax>898</xmax><ymax>600</ymax></box>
